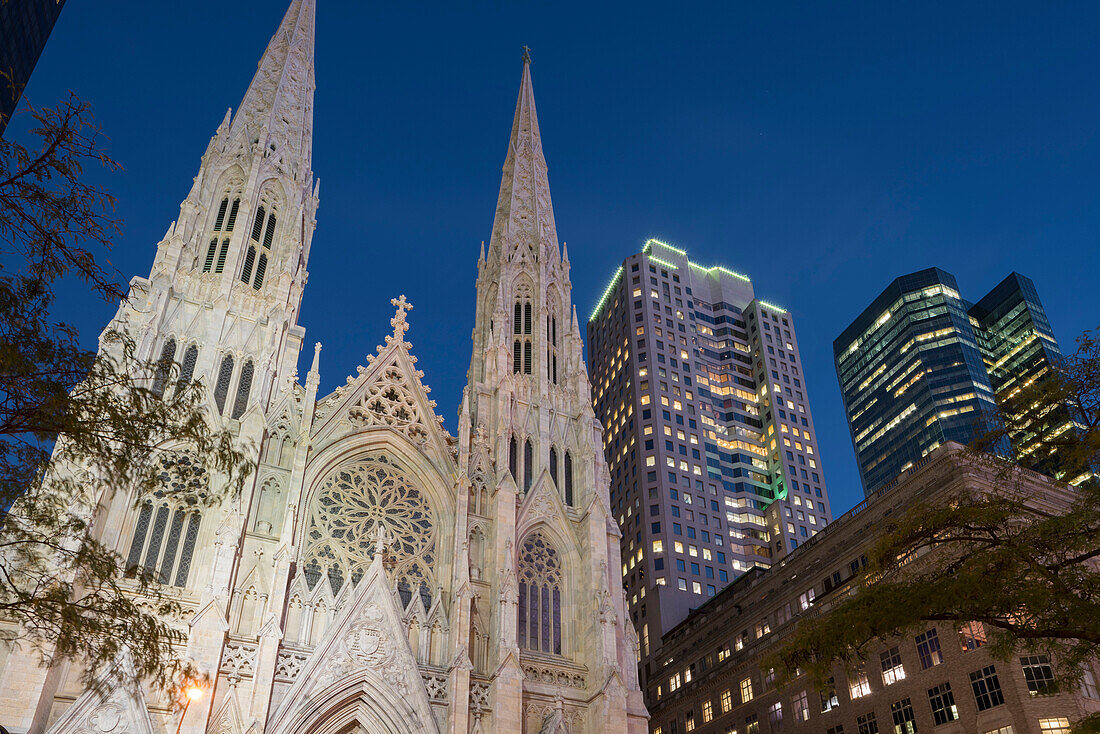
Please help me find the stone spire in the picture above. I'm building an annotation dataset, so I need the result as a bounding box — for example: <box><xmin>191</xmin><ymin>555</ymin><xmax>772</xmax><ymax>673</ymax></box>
<box><xmin>488</xmin><ymin>50</ymin><xmax>559</xmax><ymax>266</ymax></box>
<box><xmin>229</xmin><ymin>0</ymin><xmax>316</xmax><ymax>179</ymax></box>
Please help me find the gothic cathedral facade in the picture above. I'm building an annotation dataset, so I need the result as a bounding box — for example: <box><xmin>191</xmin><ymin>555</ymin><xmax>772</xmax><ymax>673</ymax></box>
<box><xmin>0</xmin><ymin>2</ymin><xmax>647</xmax><ymax>734</ymax></box>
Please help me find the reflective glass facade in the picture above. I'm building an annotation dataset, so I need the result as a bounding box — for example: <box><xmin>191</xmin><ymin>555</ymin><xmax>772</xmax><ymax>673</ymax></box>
<box><xmin>836</xmin><ymin>268</ymin><xmax>1066</xmax><ymax>495</ymax></box>
<box><xmin>0</xmin><ymin>0</ymin><xmax>66</xmax><ymax>135</ymax></box>
<box><xmin>969</xmin><ymin>273</ymin><xmax>1069</xmax><ymax>477</ymax></box>
<box><xmin>834</xmin><ymin>268</ymin><xmax>999</xmax><ymax>495</ymax></box>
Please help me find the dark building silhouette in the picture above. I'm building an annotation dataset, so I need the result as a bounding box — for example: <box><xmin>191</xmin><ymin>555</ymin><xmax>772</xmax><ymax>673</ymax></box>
<box><xmin>0</xmin><ymin>0</ymin><xmax>66</xmax><ymax>136</ymax></box>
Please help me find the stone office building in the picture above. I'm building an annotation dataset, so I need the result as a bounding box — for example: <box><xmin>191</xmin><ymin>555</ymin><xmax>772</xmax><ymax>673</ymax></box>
<box><xmin>587</xmin><ymin>239</ymin><xmax>834</xmax><ymax>670</ymax></box>
<box><xmin>645</xmin><ymin>443</ymin><xmax>1099</xmax><ymax>734</ymax></box>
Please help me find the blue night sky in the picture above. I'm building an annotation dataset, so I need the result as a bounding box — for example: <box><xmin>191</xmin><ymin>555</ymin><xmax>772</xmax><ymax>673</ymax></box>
<box><xmin>14</xmin><ymin>1</ymin><xmax>1100</xmax><ymax>517</ymax></box>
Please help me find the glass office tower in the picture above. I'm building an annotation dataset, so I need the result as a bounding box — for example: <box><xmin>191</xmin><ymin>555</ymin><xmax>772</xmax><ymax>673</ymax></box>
<box><xmin>969</xmin><ymin>273</ymin><xmax>1071</xmax><ymax>478</ymax></box>
<box><xmin>836</xmin><ymin>267</ymin><xmax>1066</xmax><ymax>495</ymax></box>
<box><xmin>834</xmin><ymin>268</ymin><xmax>1000</xmax><ymax>495</ymax></box>
<box><xmin>0</xmin><ymin>0</ymin><xmax>66</xmax><ymax>136</ymax></box>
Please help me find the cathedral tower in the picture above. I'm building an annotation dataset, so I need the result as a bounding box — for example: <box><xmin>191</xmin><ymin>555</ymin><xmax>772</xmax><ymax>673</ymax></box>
<box><xmin>0</xmin><ymin>1</ymin><xmax>317</xmax><ymax>732</ymax></box>
<box><xmin>0</xmin><ymin>8</ymin><xmax>646</xmax><ymax>733</ymax></box>
<box><xmin>457</xmin><ymin>53</ymin><xmax>648</xmax><ymax>733</ymax></box>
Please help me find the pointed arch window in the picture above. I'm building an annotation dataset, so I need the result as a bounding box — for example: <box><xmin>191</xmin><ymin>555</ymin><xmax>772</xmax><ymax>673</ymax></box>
<box><xmin>231</xmin><ymin>359</ymin><xmax>254</xmax><ymax>419</ymax></box>
<box><xmin>523</xmin><ymin>439</ymin><xmax>534</xmax><ymax>492</ymax></box>
<box><xmin>224</xmin><ymin>198</ymin><xmax>241</xmax><ymax>231</ymax></box>
<box><xmin>214</xmin><ymin>354</ymin><xmax>234</xmax><ymax>414</ymax></box>
<box><xmin>203</xmin><ymin>239</ymin><xmax>218</xmax><ymax>272</ymax></box>
<box><xmin>151</xmin><ymin>338</ymin><xmax>176</xmax><ymax>399</ymax></box>
<box><xmin>517</xmin><ymin>531</ymin><xmax>563</xmax><ymax>655</ymax></box>
<box><xmin>205</xmin><ymin>197</ymin><xmax>238</xmax><ymax>273</ymax></box>
<box><xmin>513</xmin><ymin>284</ymin><xmax>533</xmax><ymax>375</ymax></box>
<box><xmin>241</xmin><ymin>245</ymin><xmax>257</xmax><ymax>285</ymax></box>
<box><xmin>546</xmin><ymin>309</ymin><xmax>560</xmax><ymax>385</ymax></box>
<box><xmin>250</xmin><ymin>206</ymin><xmax>266</xmax><ymax>241</ymax></box>
<box><xmin>176</xmin><ymin>344</ymin><xmax>199</xmax><ymax>393</ymax></box>
<box><xmin>244</xmin><ymin>203</ymin><xmax>277</xmax><ymax>290</ymax></box>
<box><xmin>213</xmin><ymin>198</ymin><xmax>229</xmax><ymax>231</ymax></box>
<box><xmin>509</xmin><ymin>435</ymin><xmax>518</xmax><ymax>481</ymax></box>
<box><xmin>549</xmin><ymin>447</ymin><xmax>558</xmax><ymax>488</ymax></box>
<box><xmin>124</xmin><ymin>454</ymin><xmax>207</xmax><ymax>588</ymax></box>
<box><xmin>564</xmin><ymin>451</ymin><xmax>574</xmax><ymax>507</ymax></box>
<box><xmin>214</xmin><ymin>238</ymin><xmax>231</xmax><ymax>273</ymax></box>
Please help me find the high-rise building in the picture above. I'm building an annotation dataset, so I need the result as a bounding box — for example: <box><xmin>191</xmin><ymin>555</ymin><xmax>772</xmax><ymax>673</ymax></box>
<box><xmin>588</xmin><ymin>238</ymin><xmax>833</xmax><ymax>672</ymax></box>
<box><xmin>834</xmin><ymin>268</ymin><xmax>998</xmax><ymax>495</ymax></box>
<box><xmin>969</xmin><ymin>273</ymin><xmax>1072</xmax><ymax>478</ymax></box>
<box><xmin>0</xmin><ymin>0</ymin><xmax>66</xmax><ymax>136</ymax></box>
<box><xmin>0</xmin><ymin>3</ymin><xmax>647</xmax><ymax>732</ymax></box>
<box><xmin>835</xmin><ymin>267</ymin><xmax>1066</xmax><ymax>496</ymax></box>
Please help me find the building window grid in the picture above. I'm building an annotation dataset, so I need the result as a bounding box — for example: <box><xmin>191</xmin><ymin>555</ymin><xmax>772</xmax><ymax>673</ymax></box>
<box><xmin>890</xmin><ymin>698</ymin><xmax>917</xmax><ymax>734</ymax></box>
<box><xmin>1020</xmin><ymin>654</ymin><xmax>1055</xmax><ymax>695</ymax></box>
<box><xmin>927</xmin><ymin>682</ymin><xmax>959</xmax><ymax>724</ymax></box>
<box><xmin>915</xmin><ymin>629</ymin><xmax>943</xmax><ymax>669</ymax></box>
<box><xmin>880</xmin><ymin>646</ymin><xmax>906</xmax><ymax>685</ymax></box>
<box><xmin>969</xmin><ymin>665</ymin><xmax>1005</xmax><ymax>711</ymax></box>
<box><xmin>856</xmin><ymin>712</ymin><xmax>879</xmax><ymax>734</ymax></box>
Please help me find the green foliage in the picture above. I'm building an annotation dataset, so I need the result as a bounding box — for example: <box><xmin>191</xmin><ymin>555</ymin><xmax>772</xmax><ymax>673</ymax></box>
<box><xmin>0</xmin><ymin>95</ymin><xmax>250</xmax><ymax>694</ymax></box>
<box><xmin>767</xmin><ymin>330</ymin><xmax>1100</xmax><ymax>729</ymax></box>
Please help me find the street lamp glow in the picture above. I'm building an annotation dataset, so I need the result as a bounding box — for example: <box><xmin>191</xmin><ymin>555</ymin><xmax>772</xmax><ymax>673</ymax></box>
<box><xmin>185</xmin><ymin>685</ymin><xmax>204</xmax><ymax>701</ymax></box>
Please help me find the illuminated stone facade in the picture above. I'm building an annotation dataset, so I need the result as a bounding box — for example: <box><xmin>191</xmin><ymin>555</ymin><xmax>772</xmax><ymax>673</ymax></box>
<box><xmin>0</xmin><ymin>3</ymin><xmax>646</xmax><ymax>733</ymax></box>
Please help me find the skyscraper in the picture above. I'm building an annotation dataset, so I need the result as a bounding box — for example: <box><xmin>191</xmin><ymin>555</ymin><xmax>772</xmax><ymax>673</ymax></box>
<box><xmin>0</xmin><ymin>3</ymin><xmax>648</xmax><ymax>732</ymax></box>
<box><xmin>0</xmin><ymin>0</ymin><xmax>66</xmax><ymax>136</ymax></box>
<box><xmin>587</xmin><ymin>238</ymin><xmax>833</xmax><ymax>671</ymax></box>
<box><xmin>835</xmin><ymin>267</ymin><xmax>1066</xmax><ymax>495</ymax></box>
<box><xmin>969</xmin><ymin>273</ymin><xmax>1072</xmax><ymax>478</ymax></box>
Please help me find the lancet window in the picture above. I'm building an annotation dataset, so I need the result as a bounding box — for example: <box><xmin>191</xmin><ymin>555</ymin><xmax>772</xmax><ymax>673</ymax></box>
<box><xmin>517</xmin><ymin>531</ymin><xmax>563</xmax><ymax>655</ymax></box>
<box><xmin>549</xmin><ymin>447</ymin><xmax>558</xmax><ymax>487</ymax></box>
<box><xmin>546</xmin><ymin>315</ymin><xmax>558</xmax><ymax>385</ymax></box>
<box><xmin>151</xmin><ymin>338</ymin><xmax>177</xmax><ymax>399</ymax></box>
<box><xmin>301</xmin><ymin>454</ymin><xmax>436</xmax><ymax>609</ymax></box>
<box><xmin>242</xmin><ymin>199</ymin><xmax>277</xmax><ymax>290</ymax></box>
<box><xmin>230</xmin><ymin>359</ymin><xmax>254</xmax><ymax>419</ymax></box>
<box><xmin>176</xmin><ymin>344</ymin><xmax>199</xmax><ymax>393</ymax></box>
<box><xmin>509</xmin><ymin>435</ymin><xmax>518</xmax><ymax>480</ymax></box>
<box><xmin>124</xmin><ymin>453</ymin><xmax>207</xmax><ymax>587</ymax></box>
<box><xmin>203</xmin><ymin>196</ymin><xmax>240</xmax><ymax>273</ymax></box>
<box><xmin>523</xmin><ymin>439</ymin><xmax>534</xmax><ymax>492</ymax></box>
<box><xmin>512</xmin><ymin>282</ymin><xmax>533</xmax><ymax>375</ymax></box>
<box><xmin>213</xmin><ymin>354</ymin><xmax>234</xmax><ymax>414</ymax></box>
<box><xmin>564</xmin><ymin>451</ymin><xmax>574</xmax><ymax>506</ymax></box>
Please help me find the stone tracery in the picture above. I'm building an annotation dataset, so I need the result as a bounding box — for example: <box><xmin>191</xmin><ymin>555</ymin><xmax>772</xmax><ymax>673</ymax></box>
<box><xmin>302</xmin><ymin>454</ymin><xmax>436</xmax><ymax>607</ymax></box>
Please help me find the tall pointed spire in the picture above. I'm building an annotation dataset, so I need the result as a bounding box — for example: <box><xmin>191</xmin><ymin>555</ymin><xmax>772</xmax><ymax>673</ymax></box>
<box><xmin>489</xmin><ymin>50</ymin><xmax>559</xmax><ymax>264</ymax></box>
<box><xmin>230</xmin><ymin>0</ymin><xmax>317</xmax><ymax>177</ymax></box>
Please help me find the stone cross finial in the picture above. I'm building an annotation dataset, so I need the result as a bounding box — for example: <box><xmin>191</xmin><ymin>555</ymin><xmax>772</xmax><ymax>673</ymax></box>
<box><xmin>522</xmin><ymin>46</ymin><xmax>532</xmax><ymax>63</ymax></box>
<box><xmin>373</xmin><ymin>523</ymin><xmax>390</xmax><ymax>558</ymax></box>
<box><xmin>390</xmin><ymin>295</ymin><xmax>413</xmax><ymax>339</ymax></box>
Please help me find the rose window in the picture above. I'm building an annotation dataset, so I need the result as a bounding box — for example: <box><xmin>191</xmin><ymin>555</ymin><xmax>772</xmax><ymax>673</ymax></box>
<box><xmin>302</xmin><ymin>454</ymin><xmax>435</xmax><ymax>607</ymax></box>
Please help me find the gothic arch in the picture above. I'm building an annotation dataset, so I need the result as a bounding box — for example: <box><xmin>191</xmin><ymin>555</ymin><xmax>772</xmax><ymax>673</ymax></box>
<box><xmin>116</xmin><ymin>447</ymin><xmax>212</xmax><ymax>591</ymax></box>
<box><xmin>201</xmin><ymin>166</ymin><xmax>245</xmax><ymax>274</ymax></box>
<box><xmin>510</xmin><ymin>274</ymin><xmax>535</xmax><ymax>376</ymax></box>
<box><xmin>268</xmin><ymin>669</ymin><xmax>440</xmax><ymax>734</ymax></box>
<box><xmin>297</xmin><ymin>435</ymin><xmax>455</xmax><ymax>617</ymax></box>
<box><xmin>515</xmin><ymin>528</ymin><xmax>568</xmax><ymax>656</ymax></box>
<box><xmin>208</xmin><ymin>164</ymin><xmax>246</xmax><ymax>204</ymax></box>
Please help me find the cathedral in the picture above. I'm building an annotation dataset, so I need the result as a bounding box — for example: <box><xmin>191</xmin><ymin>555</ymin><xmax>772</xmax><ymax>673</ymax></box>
<box><xmin>0</xmin><ymin>1</ymin><xmax>647</xmax><ymax>733</ymax></box>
